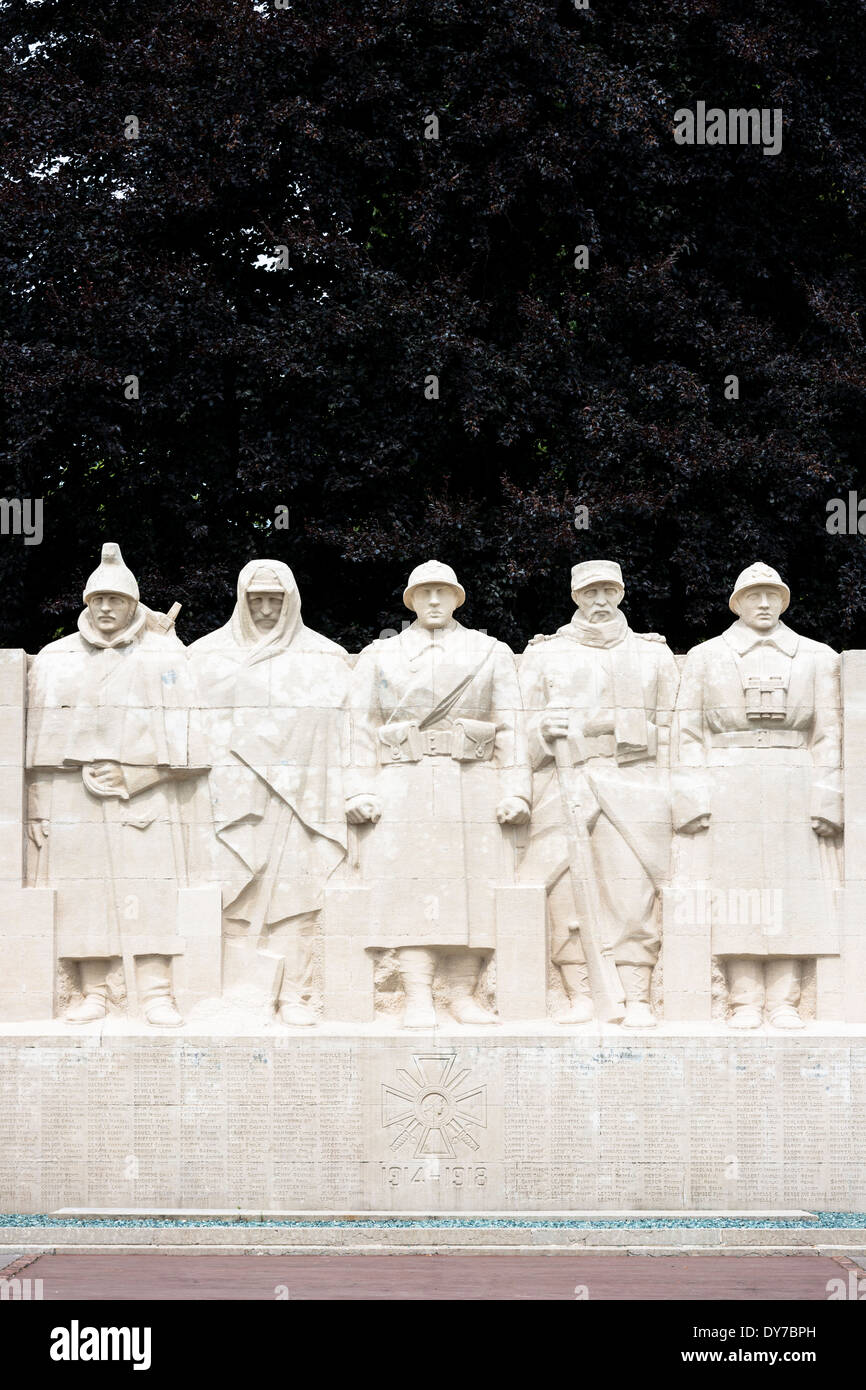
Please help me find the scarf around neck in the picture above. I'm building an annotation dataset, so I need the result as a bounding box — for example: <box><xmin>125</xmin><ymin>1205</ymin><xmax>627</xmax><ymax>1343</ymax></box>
<box><xmin>78</xmin><ymin>604</ymin><xmax>147</xmax><ymax>649</ymax></box>
<box><xmin>561</xmin><ymin>609</ymin><xmax>629</xmax><ymax>649</ymax></box>
<box><xmin>559</xmin><ymin>608</ymin><xmax>649</xmax><ymax>760</ymax></box>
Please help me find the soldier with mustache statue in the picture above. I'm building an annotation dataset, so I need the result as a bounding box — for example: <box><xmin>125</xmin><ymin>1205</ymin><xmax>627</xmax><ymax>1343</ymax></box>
<box><xmin>518</xmin><ymin>561</ymin><xmax>680</xmax><ymax>1027</ymax></box>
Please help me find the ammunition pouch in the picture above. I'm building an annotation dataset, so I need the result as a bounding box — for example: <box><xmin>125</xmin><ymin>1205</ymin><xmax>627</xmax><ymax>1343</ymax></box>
<box><xmin>377</xmin><ymin>721</ymin><xmax>424</xmax><ymax>763</ymax></box>
<box><xmin>451</xmin><ymin>718</ymin><xmax>496</xmax><ymax>761</ymax></box>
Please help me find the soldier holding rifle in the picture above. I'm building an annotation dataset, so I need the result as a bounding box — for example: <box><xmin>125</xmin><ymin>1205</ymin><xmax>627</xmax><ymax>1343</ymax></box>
<box><xmin>518</xmin><ymin>561</ymin><xmax>679</xmax><ymax>1027</ymax></box>
<box><xmin>26</xmin><ymin>543</ymin><xmax>204</xmax><ymax>1027</ymax></box>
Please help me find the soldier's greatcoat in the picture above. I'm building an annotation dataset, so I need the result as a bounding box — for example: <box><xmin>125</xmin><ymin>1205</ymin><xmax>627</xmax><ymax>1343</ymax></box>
<box><xmin>26</xmin><ymin>606</ymin><xmax>202</xmax><ymax>960</ymax></box>
<box><xmin>672</xmin><ymin>620</ymin><xmax>842</xmax><ymax>956</ymax></box>
<box><xmin>518</xmin><ymin>611</ymin><xmax>680</xmax><ymax>967</ymax></box>
<box><xmin>348</xmin><ymin>620</ymin><xmax>530</xmax><ymax>948</ymax></box>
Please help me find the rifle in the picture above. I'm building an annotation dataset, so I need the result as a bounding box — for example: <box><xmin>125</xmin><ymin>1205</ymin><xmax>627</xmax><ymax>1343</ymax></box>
<box><xmin>553</xmin><ymin>738</ymin><xmax>626</xmax><ymax>1023</ymax></box>
<box><xmin>146</xmin><ymin>601</ymin><xmax>182</xmax><ymax>634</ymax></box>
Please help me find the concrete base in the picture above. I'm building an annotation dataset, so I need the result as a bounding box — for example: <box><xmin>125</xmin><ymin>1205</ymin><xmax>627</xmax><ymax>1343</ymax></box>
<box><xmin>2</xmin><ymin>1025</ymin><xmax>866</xmax><ymax>1215</ymax></box>
<box><xmin>1</xmin><ymin>1223</ymin><xmax>865</xmax><ymax>1257</ymax></box>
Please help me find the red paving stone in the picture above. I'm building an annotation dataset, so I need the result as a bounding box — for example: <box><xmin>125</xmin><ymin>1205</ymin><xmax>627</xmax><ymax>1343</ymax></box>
<box><xmin>13</xmin><ymin>1252</ymin><xmax>847</xmax><ymax>1300</ymax></box>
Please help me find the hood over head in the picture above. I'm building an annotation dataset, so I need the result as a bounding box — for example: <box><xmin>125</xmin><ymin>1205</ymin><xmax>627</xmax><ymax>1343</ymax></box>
<box><xmin>230</xmin><ymin>559</ymin><xmax>303</xmax><ymax>662</ymax></box>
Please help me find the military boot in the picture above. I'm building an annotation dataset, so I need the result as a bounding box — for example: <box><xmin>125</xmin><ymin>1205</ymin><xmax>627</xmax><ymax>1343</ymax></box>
<box><xmin>619</xmin><ymin>964</ymin><xmax>656</xmax><ymax>1028</ymax></box>
<box><xmin>556</xmin><ymin>963</ymin><xmax>594</xmax><ymax>1023</ymax></box>
<box><xmin>65</xmin><ymin>959</ymin><xmax>109</xmax><ymax>1024</ymax></box>
<box><xmin>449</xmin><ymin>956</ymin><xmax>497</xmax><ymax>1024</ymax></box>
<box><xmin>137</xmin><ymin>954</ymin><xmax>184</xmax><ymax>1028</ymax></box>
<box><xmin>397</xmin><ymin>947</ymin><xmax>437</xmax><ymax>1029</ymax></box>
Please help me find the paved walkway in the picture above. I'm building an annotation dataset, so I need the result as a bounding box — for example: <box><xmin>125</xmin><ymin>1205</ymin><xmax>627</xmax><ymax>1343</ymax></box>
<box><xmin>2</xmin><ymin>1252</ymin><xmax>851</xmax><ymax>1300</ymax></box>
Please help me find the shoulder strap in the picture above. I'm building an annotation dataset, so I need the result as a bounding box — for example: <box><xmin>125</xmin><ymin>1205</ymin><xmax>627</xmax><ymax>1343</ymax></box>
<box><xmin>417</xmin><ymin>641</ymin><xmax>498</xmax><ymax>731</ymax></box>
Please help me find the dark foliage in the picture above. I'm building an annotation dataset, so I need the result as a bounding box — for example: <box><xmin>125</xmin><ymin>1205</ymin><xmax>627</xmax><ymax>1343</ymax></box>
<box><xmin>1</xmin><ymin>0</ymin><xmax>864</xmax><ymax>653</ymax></box>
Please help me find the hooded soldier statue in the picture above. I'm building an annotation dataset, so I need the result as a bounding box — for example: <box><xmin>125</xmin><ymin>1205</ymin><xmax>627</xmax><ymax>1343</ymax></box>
<box><xmin>25</xmin><ymin>543</ymin><xmax>205</xmax><ymax>1026</ymax></box>
<box><xmin>518</xmin><ymin>561</ymin><xmax>680</xmax><ymax>1027</ymax></box>
<box><xmin>673</xmin><ymin>562</ymin><xmax>843</xmax><ymax>1029</ymax></box>
<box><xmin>187</xmin><ymin>561</ymin><xmax>350</xmax><ymax>1024</ymax></box>
<box><xmin>346</xmin><ymin>561</ymin><xmax>531</xmax><ymax>1028</ymax></box>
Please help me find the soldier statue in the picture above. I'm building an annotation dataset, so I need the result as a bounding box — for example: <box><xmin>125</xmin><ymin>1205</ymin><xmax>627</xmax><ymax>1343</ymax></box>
<box><xmin>673</xmin><ymin>562</ymin><xmax>842</xmax><ymax>1029</ymax></box>
<box><xmin>519</xmin><ymin>560</ymin><xmax>680</xmax><ymax>1027</ymax></box>
<box><xmin>26</xmin><ymin>543</ymin><xmax>204</xmax><ymax>1026</ymax></box>
<box><xmin>346</xmin><ymin>561</ymin><xmax>530</xmax><ymax>1027</ymax></box>
<box><xmin>188</xmin><ymin>560</ymin><xmax>350</xmax><ymax>1024</ymax></box>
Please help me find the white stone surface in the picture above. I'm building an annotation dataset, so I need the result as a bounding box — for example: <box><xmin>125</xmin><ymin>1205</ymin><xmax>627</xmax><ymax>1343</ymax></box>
<box><xmin>3</xmin><ymin>551</ymin><xmax>866</xmax><ymax>1224</ymax></box>
<box><xmin>1</xmin><ymin>1029</ymin><xmax>865</xmax><ymax>1214</ymax></box>
<box><xmin>344</xmin><ymin>561</ymin><xmax>532</xmax><ymax>1026</ymax></box>
<box><xmin>23</xmin><ymin>544</ymin><xmax>212</xmax><ymax>1028</ymax></box>
<box><xmin>672</xmin><ymin>563</ymin><xmax>843</xmax><ymax>1032</ymax></box>
<box><xmin>518</xmin><ymin>561</ymin><xmax>679</xmax><ymax>1027</ymax></box>
<box><xmin>187</xmin><ymin>560</ymin><xmax>350</xmax><ymax>1025</ymax></box>
<box><xmin>0</xmin><ymin>550</ymin><xmax>864</xmax><ymax>1037</ymax></box>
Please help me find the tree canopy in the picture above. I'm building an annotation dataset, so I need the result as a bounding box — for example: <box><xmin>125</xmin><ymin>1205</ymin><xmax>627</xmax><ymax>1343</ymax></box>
<box><xmin>1</xmin><ymin>0</ymin><xmax>864</xmax><ymax>652</ymax></box>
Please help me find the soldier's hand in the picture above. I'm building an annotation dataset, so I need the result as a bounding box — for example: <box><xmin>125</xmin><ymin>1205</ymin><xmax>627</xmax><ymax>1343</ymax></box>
<box><xmin>812</xmin><ymin>815</ymin><xmax>838</xmax><ymax>838</ymax></box>
<box><xmin>496</xmin><ymin>797</ymin><xmax>530</xmax><ymax>826</ymax></box>
<box><xmin>85</xmin><ymin>761</ymin><xmax>127</xmax><ymax>796</ymax></box>
<box><xmin>678</xmin><ymin>813</ymin><xmax>710</xmax><ymax>835</ymax></box>
<box><xmin>346</xmin><ymin>795</ymin><xmax>382</xmax><ymax>825</ymax></box>
<box><xmin>28</xmin><ymin>819</ymin><xmax>49</xmax><ymax>848</ymax></box>
<box><xmin>540</xmin><ymin>713</ymin><xmax>569</xmax><ymax>741</ymax></box>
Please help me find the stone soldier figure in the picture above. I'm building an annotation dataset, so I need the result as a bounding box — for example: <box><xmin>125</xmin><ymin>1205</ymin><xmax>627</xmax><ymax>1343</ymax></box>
<box><xmin>25</xmin><ymin>543</ymin><xmax>205</xmax><ymax>1026</ymax></box>
<box><xmin>518</xmin><ymin>560</ymin><xmax>680</xmax><ymax>1027</ymax></box>
<box><xmin>673</xmin><ymin>562</ymin><xmax>842</xmax><ymax>1029</ymax></box>
<box><xmin>187</xmin><ymin>561</ymin><xmax>350</xmax><ymax>1024</ymax></box>
<box><xmin>346</xmin><ymin>561</ymin><xmax>531</xmax><ymax>1028</ymax></box>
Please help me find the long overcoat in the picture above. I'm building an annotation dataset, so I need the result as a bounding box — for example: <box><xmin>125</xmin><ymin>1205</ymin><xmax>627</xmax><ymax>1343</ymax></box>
<box><xmin>26</xmin><ymin>607</ymin><xmax>201</xmax><ymax>960</ymax></box>
<box><xmin>671</xmin><ymin>620</ymin><xmax>842</xmax><ymax>956</ymax></box>
<box><xmin>348</xmin><ymin>620</ymin><xmax>530</xmax><ymax>948</ymax></box>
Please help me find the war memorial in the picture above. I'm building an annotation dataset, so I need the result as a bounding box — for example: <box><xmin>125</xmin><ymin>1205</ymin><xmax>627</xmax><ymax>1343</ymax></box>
<box><xmin>1</xmin><ymin>544</ymin><xmax>864</xmax><ymax>1229</ymax></box>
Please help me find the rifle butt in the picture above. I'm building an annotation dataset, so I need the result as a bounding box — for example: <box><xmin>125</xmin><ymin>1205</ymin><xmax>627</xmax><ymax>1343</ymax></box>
<box><xmin>583</xmin><ymin>945</ymin><xmax>626</xmax><ymax>1024</ymax></box>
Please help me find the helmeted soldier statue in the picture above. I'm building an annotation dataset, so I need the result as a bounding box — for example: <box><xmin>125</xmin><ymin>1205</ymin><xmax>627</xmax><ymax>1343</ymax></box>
<box><xmin>673</xmin><ymin>562</ymin><xmax>843</xmax><ymax>1029</ymax></box>
<box><xmin>518</xmin><ymin>560</ymin><xmax>680</xmax><ymax>1027</ymax></box>
<box><xmin>346</xmin><ymin>561</ymin><xmax>531</xmax><ymax>1028</ymax></box>
<box><xmin>187</xmin><ymin>560</ymin><xmax>350</xmax><ymax>1025</ymax></box>
<box><xmin>25</xmin><ymin>543</ymin><xmax>205</xmax><ymax>1026</ymax></box>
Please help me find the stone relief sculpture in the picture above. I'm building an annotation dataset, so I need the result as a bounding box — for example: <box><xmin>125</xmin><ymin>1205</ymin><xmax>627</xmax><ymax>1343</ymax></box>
<box><xmin>672</xmin><ymin>562</ymin><xmax>843</xmax><ymax>1029</ymax></box>
<box><xmin>9</xmin><ymin>552</ymin><xmax>866</xmax><ymax>1221</ymax></box>
<box><xmin>345</xmin><ymin>561</ymin><xmax>531</xmax><ymax>1027</ymax></box>
<box><xmin>518</xmin><ymin>561</ymin><xmax>680</xmax><ymax>1027</ymax></box>
<box><xmin>6</xmin><ymin>546</ymin><xmax>859</xmax><ymax>1030</ymax></box>
<box><xmin>25</xmin><ymin>543</ymin><xmax>205</xmax><ymax>1026</ymax></box>
<box><xmin>187</xmin><ymin>561</ymin><xmax>350</xmax><ymax>1024</ymax></box>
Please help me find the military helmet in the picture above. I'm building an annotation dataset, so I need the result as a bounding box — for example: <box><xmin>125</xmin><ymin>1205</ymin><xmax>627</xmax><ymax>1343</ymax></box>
<box><xmin>83</xmin><ymin>543</ymin><xmax>140</xmax><ymax>603</ymax></box>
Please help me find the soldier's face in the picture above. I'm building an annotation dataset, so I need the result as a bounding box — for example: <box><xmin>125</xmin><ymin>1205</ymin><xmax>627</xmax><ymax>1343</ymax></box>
<box><xmin>88</xmin><ymin>592</ymin><xmax>135</xmax><ymax>634</ymax></box>
<box><xmin>413</xmin><ymin>584</ymin><xmax>458</xmax><ymax>629</ymax></box>
<box><xmin>574</xmin><ymin>583</ymin><xmax>622</xmax><ymax>624</ymax></box>
<box><xmin>247</xmin><ymin>590</ymin><xmax>284</xmax><ymax>632</ymax></box>
<box><xmin>737</xmin><ymin>587</ymin><xmax>784</xmax><ymax>631</ymax></box>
